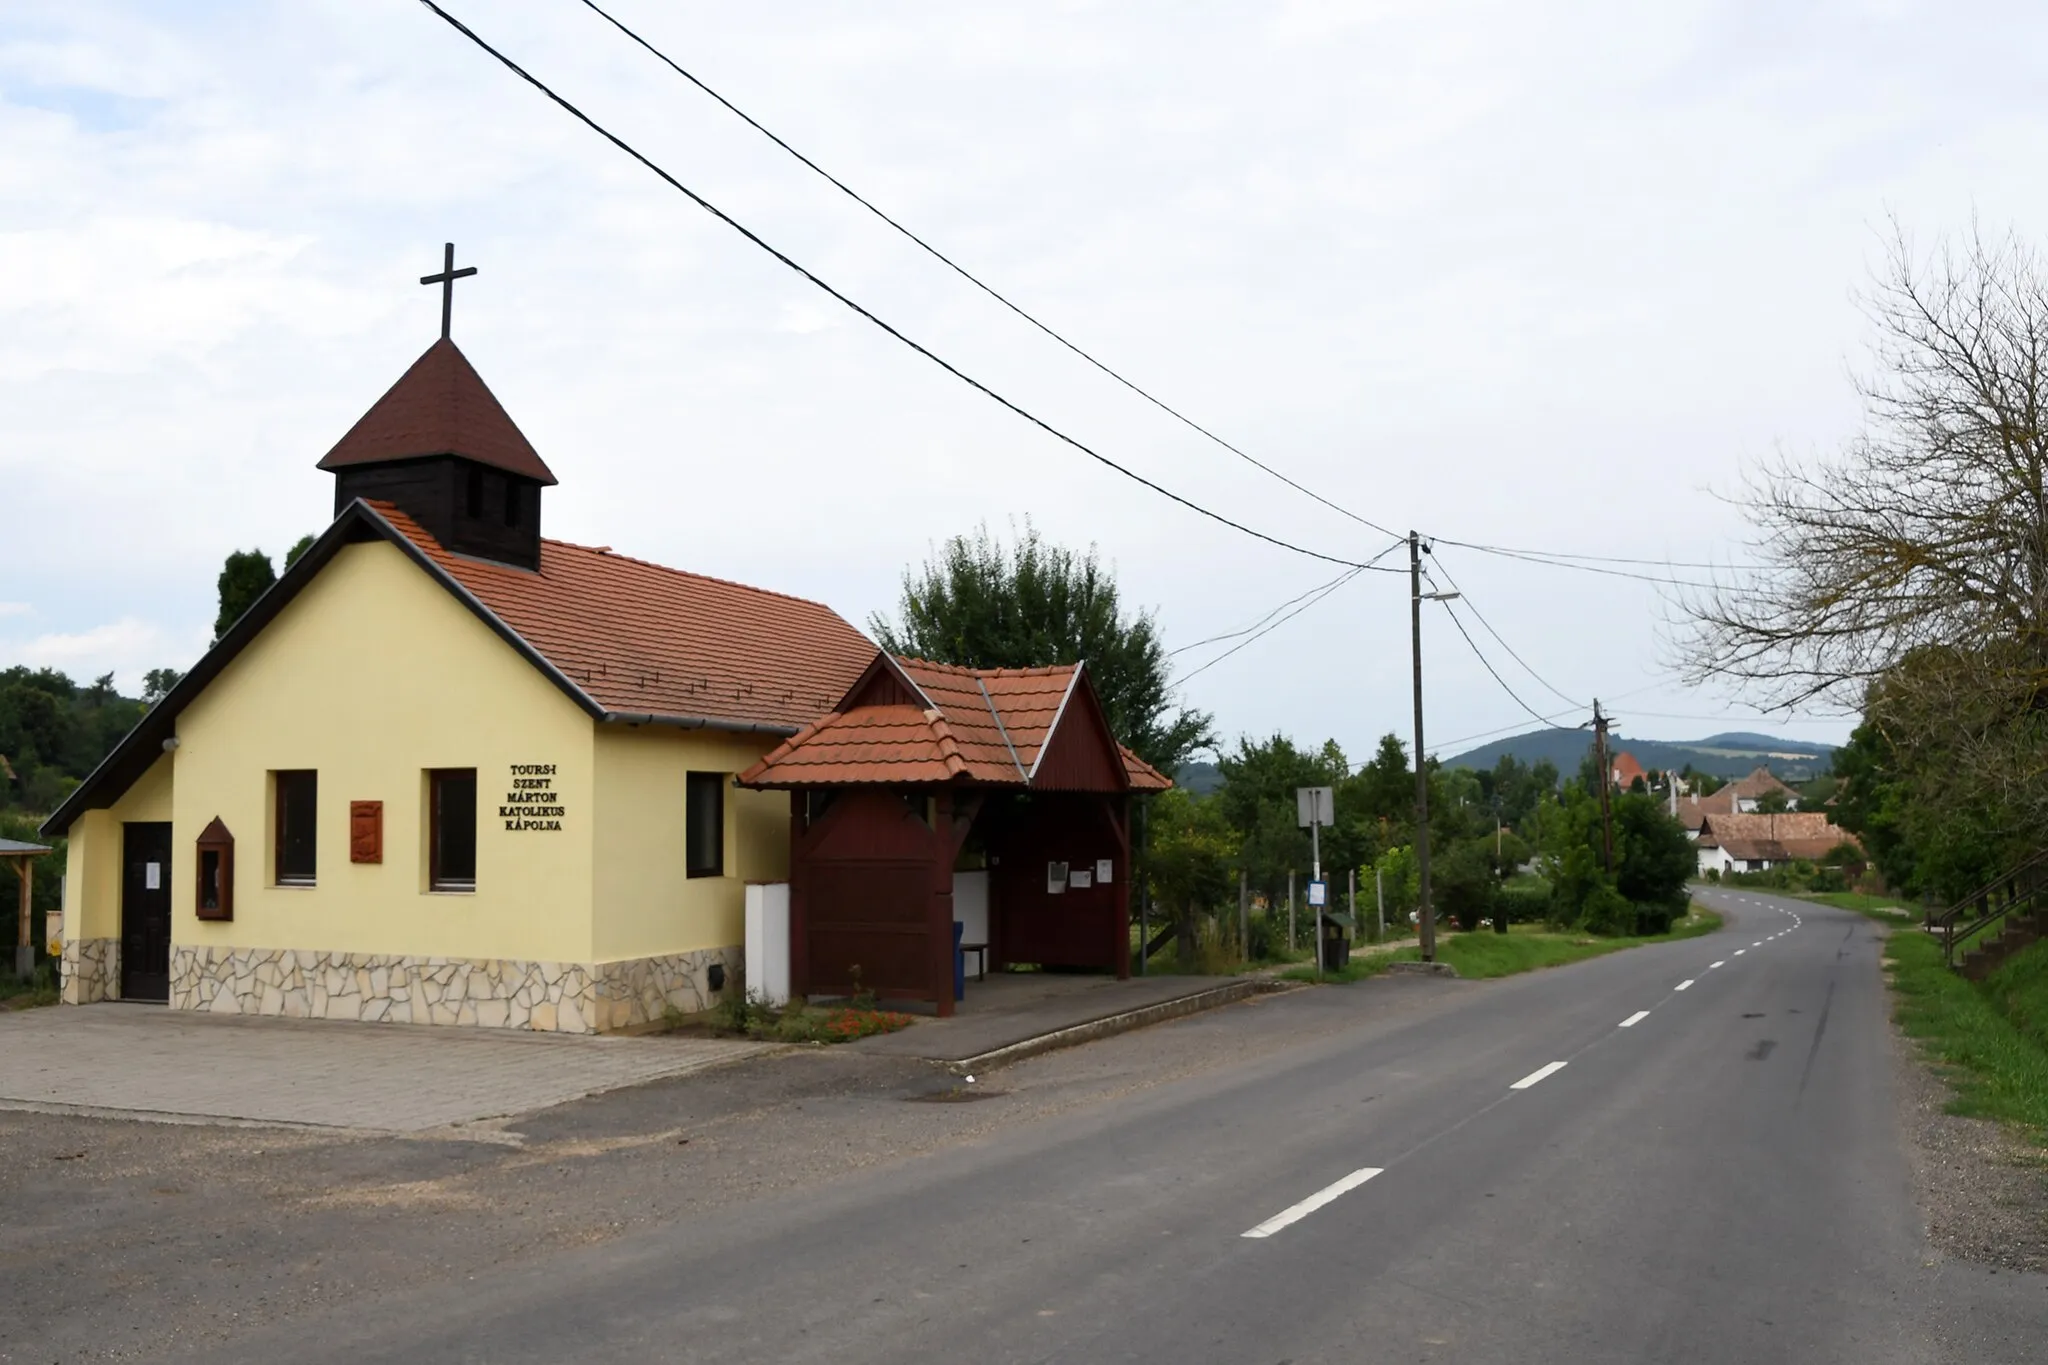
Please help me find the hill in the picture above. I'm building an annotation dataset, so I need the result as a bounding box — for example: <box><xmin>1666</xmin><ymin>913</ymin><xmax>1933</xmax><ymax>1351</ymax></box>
<box><xmin>1445</xmin><ymin>727</ymin><xmax>1835</xmax><ymax>781</ymax></box>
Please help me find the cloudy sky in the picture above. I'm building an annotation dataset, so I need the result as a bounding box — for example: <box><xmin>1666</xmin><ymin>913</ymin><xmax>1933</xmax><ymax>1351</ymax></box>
<box><xmin>5</xmin><ymin>0</ymin><xmax>2043</xmax><ymax>762</ymax></box>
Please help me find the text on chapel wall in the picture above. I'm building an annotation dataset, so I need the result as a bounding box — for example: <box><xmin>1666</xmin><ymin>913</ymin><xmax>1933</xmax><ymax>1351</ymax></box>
<box><xmin>502</xmin><ymin>763</ymin><xmax>564</xmax><ymax>831</ymax></box>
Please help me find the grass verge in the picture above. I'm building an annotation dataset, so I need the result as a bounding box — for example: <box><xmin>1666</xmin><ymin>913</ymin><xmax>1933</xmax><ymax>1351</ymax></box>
<box><xmin>1795</xmin><ymin>891</ymin><xmax>1916</xmax><ymax>919</ymax></box>
<box><xmin>0</xmin><ymin>964</ymin><xmax>59</xmax><ymax>1011</ymax></box>
<box><xmin>1884</xmin><ymin>929</ymin><xmax>2048</xmax><ymax>1141</ymax></box>
<box><xmin>1279</xmin><ymin>908</ymin><xmax>1723</xmax><ymax>984</ymax></box>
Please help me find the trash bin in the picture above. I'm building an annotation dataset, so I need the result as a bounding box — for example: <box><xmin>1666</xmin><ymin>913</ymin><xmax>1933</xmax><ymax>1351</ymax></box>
<box><xmin>1320</xmin><ymin>920</ymin><xmax>1349</xmax><ymax>971</ymax></box>
<box><xmin>953</xmin><ymin>920</ymin><xmax>966</xmax><ymax>1002</ymax></box>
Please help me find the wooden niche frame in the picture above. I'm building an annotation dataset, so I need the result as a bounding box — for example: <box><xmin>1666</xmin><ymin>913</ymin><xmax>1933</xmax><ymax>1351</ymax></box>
<box><xmin>195</xmin><ymin>816</ymin><xmax>235</xmax><ymax>922</ymax></box>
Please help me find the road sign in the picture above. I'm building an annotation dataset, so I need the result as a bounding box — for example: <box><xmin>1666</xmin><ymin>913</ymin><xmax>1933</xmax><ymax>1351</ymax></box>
<box><xmin>1296</xmin><ymin>786</ymin><xmax>1335</xmax><ymax>829</ymax></box>
<box><xmin>1307</xmin><ymin>879</ymin><xmax>1328</xmax><ymax>907</ymax></box>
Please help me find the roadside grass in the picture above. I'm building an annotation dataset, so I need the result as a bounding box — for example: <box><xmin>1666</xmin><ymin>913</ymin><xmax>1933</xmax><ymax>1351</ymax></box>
<box><xmin>0</xmin><ymin>963</ymin><xmax>59</xmax><ymax>1011</ymax></box>
<box><xmin>1884</xmin><ymin>929</ymin><xmax>2048</xmax><ymax>1142</ymax></box>
<box><xmin>1795</xmin><ymin>891</ymin><xmax>1916</xmax><ymax>919</ymax></box>
<box><xmin>1279</xmin><ymin>908</ymin><xmax>1723</xmax><ymax>984</ymax></box>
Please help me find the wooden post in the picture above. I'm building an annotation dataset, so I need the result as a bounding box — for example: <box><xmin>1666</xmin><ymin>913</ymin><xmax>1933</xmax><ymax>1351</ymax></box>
<box><xmin>1238</xmin><ymin>867</ymin><xmax>1249</xmax><ymax>958</ymax></box>
<box><xmin>1288</xmin><ymin>870</ymin><xmax>1296</xmax><ymax>952</ymax></box>
<box><xmin>933</xmin><ymin>790</ymin><xmax>956</xmax><ymax>1018</ymax></box>
<box><xmin>14</xmin><ymin>855</ymin><xmax>32</xmax><ymax>983</ymax></box>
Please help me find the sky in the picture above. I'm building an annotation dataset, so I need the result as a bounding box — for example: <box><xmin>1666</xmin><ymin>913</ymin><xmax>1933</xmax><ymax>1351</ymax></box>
<box><xmin>5</xmin><ymin>0</ymin><xmax>2045</xmax><ymax>764</ymax></box>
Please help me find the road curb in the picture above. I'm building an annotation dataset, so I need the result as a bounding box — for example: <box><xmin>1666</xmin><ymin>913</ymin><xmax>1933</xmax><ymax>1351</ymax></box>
<box><xmin>950</xmin><ymin>979</ymin><xmax>1290</xmax><ymax>1073</ymax></box>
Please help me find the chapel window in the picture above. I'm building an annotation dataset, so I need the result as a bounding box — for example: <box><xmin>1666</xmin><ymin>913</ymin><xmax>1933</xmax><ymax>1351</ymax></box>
<box><xmin>430</xmin><ymin>768</ymin><xmax>478</xmax><ymax>892</ymax></box>
<box><xmin>466</xmin><ymin>465</ymin><xmax>484</xmax><ymax>519</ymax></box>
<box><xmin>686</xmin><ymin>771</ymin><xmax>726</xmax><ymax>878</ymax></box>
<box><xmin>274</xmin><ymin>770</ymin><xmax>318</xmax><ymax>886</ymax></box>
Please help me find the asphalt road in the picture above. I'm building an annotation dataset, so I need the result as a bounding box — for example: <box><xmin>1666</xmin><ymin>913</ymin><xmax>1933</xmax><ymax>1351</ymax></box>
<box><xmin>175</xmin><ymin>891</ymin><xmax>2045</xmax><ymax>1364</ymax></box>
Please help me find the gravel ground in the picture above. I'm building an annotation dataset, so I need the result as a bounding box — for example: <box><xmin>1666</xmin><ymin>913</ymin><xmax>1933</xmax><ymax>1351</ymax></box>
<box><xmin>1887</xmin><ymin>988</ymin><xmax>2048</xmax><ymax>1275</ymax></box>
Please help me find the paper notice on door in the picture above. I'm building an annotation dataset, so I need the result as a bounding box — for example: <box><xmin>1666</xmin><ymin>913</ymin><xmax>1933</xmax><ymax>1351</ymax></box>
<box><xmin>1071</xmin><ymin>869</ymin><xmax>1094</xmax><ymax>889</ymax></box>
<box><xmin>1046</xmin><ymin>861</ymin><xmax>1068</xmax><ymax>894</ymax></box>
<box><xmin>145</xmin><ymin>862</ymin><xmax>162</xmax><ymax>890</ymax></box>
<box><xmin>1096</xmin><ymin>858</ymin><xmax>1113</xmax><ymax>884</ymax></box>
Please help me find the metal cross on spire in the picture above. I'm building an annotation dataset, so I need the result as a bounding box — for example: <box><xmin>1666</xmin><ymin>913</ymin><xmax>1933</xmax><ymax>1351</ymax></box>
<box><xmin>419</xmin><ymin>242</ymin><xmax>477</xmax><ymax>341</ymax></box>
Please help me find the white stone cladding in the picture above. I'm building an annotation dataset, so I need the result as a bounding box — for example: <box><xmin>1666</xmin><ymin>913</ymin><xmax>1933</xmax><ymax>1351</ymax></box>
<box><xmin>60</xmin><ymin>937</ymin><xmax>119</xmax><ymax>1004</ymax></box>
<box><xmin>164</xmin><ymin>944</ymin><xmax>741</xmax><ymax>1033</ymax></box>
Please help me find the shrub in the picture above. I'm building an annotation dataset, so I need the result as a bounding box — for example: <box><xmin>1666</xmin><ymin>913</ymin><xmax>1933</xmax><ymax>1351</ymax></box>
<box><xmin>1581</xmin><ymin>883</ymin><xmax>1636</xmax><ymax>936</ymax></box>
<box><xmin>1497</xmin><ymin>881</ymin><xmax>1551</xmax><ymax>925</ymax></box>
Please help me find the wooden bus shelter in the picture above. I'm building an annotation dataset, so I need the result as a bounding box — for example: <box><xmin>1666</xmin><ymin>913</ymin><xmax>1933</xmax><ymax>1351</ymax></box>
<box><xmin>3</xmin><ymin>836</ymin><xmax>52</xmax><ymax>982</ymax></box>
<box><xmin>738</xmin><ymin>653</ymin><xmax>1169</xmax><ymax>1016</ymax></box>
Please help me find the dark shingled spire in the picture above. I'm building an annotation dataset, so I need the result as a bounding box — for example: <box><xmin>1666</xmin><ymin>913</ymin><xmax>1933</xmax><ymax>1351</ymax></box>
<box><xmin>318</xmin><ymin>337</ymin><xmax>557</xmax><ymax>486</ymax></box>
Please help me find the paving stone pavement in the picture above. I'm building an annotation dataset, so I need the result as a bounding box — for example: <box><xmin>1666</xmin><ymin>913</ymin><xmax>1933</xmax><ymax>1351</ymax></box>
<box><xmin>0</xmin><ymin>1003</ymin><xmax>766</xmax><ymax>1132</ymax></box>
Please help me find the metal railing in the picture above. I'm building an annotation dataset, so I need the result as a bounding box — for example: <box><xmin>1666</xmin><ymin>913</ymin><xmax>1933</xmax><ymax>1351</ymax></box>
<box><xmin>1925</xmin><ymin>849</ymin><xmax>2048</xmax><ymax>969</ymax></box>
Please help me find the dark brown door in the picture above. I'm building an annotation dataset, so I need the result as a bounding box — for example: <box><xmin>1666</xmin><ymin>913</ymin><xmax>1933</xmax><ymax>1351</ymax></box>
<box><xmin>121</xmin><ymin>822</ymin><xmax>172</xmax><ymax>1002</ymax></box>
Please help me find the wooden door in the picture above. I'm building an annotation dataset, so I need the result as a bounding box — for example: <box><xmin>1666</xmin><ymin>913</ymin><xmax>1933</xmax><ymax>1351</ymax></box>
<box><xmin>121</xmin><ymin>822</ymin><xmax>172</xmax><ymax>1002</ymax></box>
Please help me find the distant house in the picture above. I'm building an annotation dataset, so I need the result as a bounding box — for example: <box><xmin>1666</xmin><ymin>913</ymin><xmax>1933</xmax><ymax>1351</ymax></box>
<box><xmin>1610</xmin><ymin>751</ymin><xmax>1649</xmax><ymax>792</ymax></box>
<box><xmin>1695</xmin><ymin>811</ymin><xmax>1857</xmax><ymax>877</ymax></box>
<box><xmin>1674</xmin><ymin>764</ymin><xmax>1801</xmax><ymax>841</ymax></box>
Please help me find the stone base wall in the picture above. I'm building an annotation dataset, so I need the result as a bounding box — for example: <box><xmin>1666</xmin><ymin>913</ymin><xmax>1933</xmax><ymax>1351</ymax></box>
<box><xmin>163</xmin><ymin>944</ymin><xmax>741</xmax><ymax>1034</ymax></box>
<box><xmin>60</xmin><ymin>937</ymin><xmax>119</xmax><ymax>1004</ymax></box>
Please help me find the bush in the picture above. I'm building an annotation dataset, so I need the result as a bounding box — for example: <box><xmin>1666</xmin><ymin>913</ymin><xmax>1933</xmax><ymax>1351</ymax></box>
<box><xmin>1497</xmin><ymin>880</ymin><xmax>1551</xmax><ymax>925</ymax></box>
<box><xmin>1581</xmin><ymin>883</ymin><xmax>1636</xmax><ymax>936</ymax></box>
<box><xmin>1632</xmin><ymin>900</ymin><xmax>1682</xmax><ymax>936</ymax></box>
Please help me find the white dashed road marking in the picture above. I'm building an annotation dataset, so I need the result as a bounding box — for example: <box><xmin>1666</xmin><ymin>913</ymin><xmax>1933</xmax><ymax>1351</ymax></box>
<box><xmin>1710</xmin><ymin>961</ymin><xmax>1726</xmax><ymax>969</ymax></box>
<box><xmin>1675</xmin><ymin>979</ymin><xmax>1694</xmax><ymax>991</ymax></box>
<box><xmin>1619</xmin><ymin>1011</ymin><xmax>1651</xmax><ymax>1028</ymax></box>
<box><xmin>1242</xmin><ymin>1167</ymin><xmax>1383</xmax><ymax>1239</ymax></box>
<box><xmin>1511</xmin><ymin>1061</ymin><xmax>1569</xmax><ymax>1091</ymax></box>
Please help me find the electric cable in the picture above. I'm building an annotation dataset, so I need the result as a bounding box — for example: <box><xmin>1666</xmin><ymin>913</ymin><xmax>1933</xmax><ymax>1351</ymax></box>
<box><xmin>1422</xmin><ymin>548</ymin><xmax>1586</xmax><ymax>709</ymax></box>
<box><xmin>1433</xmin><ymin>597</ymin><xmax>1556</xmax><ymax>730</ymax></box>
<box><xmin>417</xmin><ymin>0</ymin><xmax>1400</xmax><ymax>571</ymax></box>
<box><xmin>1172</xmin><ymin>567</ymin><xmax>1366</xmax><ymax>685</ymax></box>
<box><xmin>1170</xmin><ymin>533</ymin><xmax>1405</xmax><ymax>657</ymax></box>
<box><xmin>574</xmin><ymin>0</ymin><xmax>1403</xmax><ymax>542</ymax></box>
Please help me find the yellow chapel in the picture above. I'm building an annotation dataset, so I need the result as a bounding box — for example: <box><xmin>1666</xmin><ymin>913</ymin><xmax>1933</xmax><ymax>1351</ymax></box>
<box><xmin>42</xmin><ymin>330</ymin><xmax>874</xmax><ymax>1032</ymax></box>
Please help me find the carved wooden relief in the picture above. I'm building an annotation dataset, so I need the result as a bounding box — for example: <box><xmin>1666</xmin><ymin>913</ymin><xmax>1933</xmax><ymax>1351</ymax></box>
<box><xmin>350</xmin><ymin>800</ymin><xmax>383</xmax><ymax>864</ymax></box>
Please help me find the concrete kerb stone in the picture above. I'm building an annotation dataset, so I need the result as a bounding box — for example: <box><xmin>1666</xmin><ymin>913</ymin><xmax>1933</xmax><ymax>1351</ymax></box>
<box><xmin>949</xmin><ymin>979</ymin><xmax>1290</xmax><ymax>1074</ymax></box>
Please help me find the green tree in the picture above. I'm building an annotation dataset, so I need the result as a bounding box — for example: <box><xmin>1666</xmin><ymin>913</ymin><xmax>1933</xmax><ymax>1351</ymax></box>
<box><xmin>214</xmin><ymin>548</ymin><xmax>277</xmax><ymax>643</ymax></box>
<box><xmin>141</xmin><ymin>668</ymin><xmax>185</xmax><ymax>705</ymax></box>
<box><xmin>1753</xmin><ymin>789</ymin><xmax>1791</xmax><ymax>814</ymax></box>
<box><xmin>284</xmin><ymin>533</ymin><xmax>316</xmax><ymax>570</ymax></box>
<box><xmin>1141</xmin><ymin>789</ymin><xmax>1238</xmax><ymax>965</ymax></box>
<box><xmin>870</xmin><ymin>522</ymin><xmax>1213</xmax><ymax>774</ymax></box>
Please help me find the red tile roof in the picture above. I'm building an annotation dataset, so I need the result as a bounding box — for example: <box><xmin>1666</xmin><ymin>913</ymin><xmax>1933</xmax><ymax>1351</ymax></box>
<box><xmin>738</xmin><ymin>656</ymin><xmax>1170</xmax><ymax>792</ymax></box>
<box><xmin>319</xmin><ymin>339</ymin><xmax>558</xmax><ymax>485</ymax></box>
<box><xmin>368</xmin><ymin>501</ymin><xmax>875</xmax><ymax>731</ymax></box>
<box><xmin>1611</xmin><ymin>751</ymin><xmax>1649</xmax><ymax>790</ymax></box>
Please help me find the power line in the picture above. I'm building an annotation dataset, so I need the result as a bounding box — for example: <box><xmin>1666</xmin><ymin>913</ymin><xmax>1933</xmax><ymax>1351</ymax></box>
<box><xmin>1434</xmin><ymin>597</ymin><xmax>1555</xmax><ymax>730</ymax></box>
<box><xmin>1423</xmin><ymin>548</ymin><xmax>1585</xmax><ymax>709</ymax></box>
<box><xmin>1428</xmin><ymin>536</ymin><xmax>1749</xmax><ymax>571</ymax></box>
<box><xmin>417</xmin><ymin>0</ymin><xmax>1398</xmax><ymax>572</ymax></box>
<box><xmin>1421</xmin><ymin>541</ymin><xmax>1726</xmax><ymax>590</ymax></box>
<box><xmin>1173</xmin><ymin>567</ymin><xmax>1367</xmax><ymax>685</ymax></box>
<box><xmin>1169</xmin><ymin>538</ymin><xmax>1401</xmax><ymax>657</ymax></box>
<box><xmin>574</xmin><ymin>0</ymin><xmax>1403</xmax><ymax>543</ymax></box>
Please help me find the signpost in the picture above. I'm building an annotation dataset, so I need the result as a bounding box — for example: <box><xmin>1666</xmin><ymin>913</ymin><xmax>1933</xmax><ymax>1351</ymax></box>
<box><xmin>1297</xmin><ymin>786</ymin><xmax>1335</xmax><ymax>981</ymax></box>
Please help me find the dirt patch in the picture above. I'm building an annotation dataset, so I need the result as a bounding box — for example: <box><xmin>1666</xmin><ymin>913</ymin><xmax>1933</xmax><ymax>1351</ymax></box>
<box><xmin>1889</xmin><ymin>1009</ymin><xmax>2048</xmax><ymax>1273</ymax></box>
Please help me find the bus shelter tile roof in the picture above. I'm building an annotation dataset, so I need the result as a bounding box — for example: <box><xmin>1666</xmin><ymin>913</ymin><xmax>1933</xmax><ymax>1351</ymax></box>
<box><xmin>739</xmin><ymin>656</ymin><xmax>1172</xmax><ymax>791</ymax></box>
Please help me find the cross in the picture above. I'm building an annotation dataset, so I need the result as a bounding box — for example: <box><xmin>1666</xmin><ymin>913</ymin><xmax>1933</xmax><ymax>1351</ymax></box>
<box><xmin>419</xmin><ymin>242</ymin><xmax>477</xmax><ymax>341</ymax></box>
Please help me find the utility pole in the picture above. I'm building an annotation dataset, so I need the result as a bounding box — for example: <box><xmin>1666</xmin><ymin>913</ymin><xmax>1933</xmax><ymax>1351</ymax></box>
<box><xmin>1591</xmin><ymin>699</ymin><xmax>1615</xmax><ymax>874</ymax></box>
<box><xmin>1409</xmin><ymin>532</ymin><xmax>1460</xmax><ymax>962</ymax></box>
